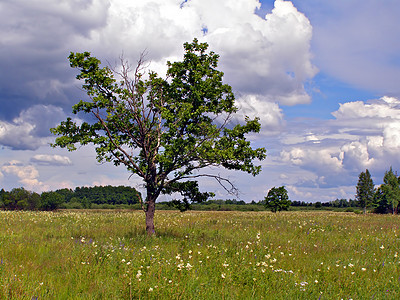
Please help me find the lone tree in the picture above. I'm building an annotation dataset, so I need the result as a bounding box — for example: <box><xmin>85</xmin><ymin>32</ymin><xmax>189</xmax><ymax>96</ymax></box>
<box><xmin>51</xmin><ymin>39</ymin><xmax>266</xmax><ymax>235</ymax></box>
<box><xmin>264</xmin><ymin>186</ymin><xmax>290</xmax><ymax>213</ymax></box>
<box><xmin>355</xmin><ymin>169</ymin><xmax>375</xmax><ymax>214</ymax></box>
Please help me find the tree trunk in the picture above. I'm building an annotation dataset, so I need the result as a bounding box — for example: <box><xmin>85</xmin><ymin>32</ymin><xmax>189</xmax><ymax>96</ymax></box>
<box><xmin>363</xmin><ymin>206</ymin><xmax>366</xmax><ymax>215</ymax></box>
<box><xmin>145</xmin><ymin>199</ymin><xmax>156</xmax><ymax>236</ymax></box>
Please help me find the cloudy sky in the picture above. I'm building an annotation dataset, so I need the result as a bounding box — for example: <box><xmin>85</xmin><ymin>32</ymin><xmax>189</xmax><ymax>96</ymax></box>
<box><xmin>1</xmin><ymin>0</ymin><xmax>400</xmax><ymax>202</ymax></box>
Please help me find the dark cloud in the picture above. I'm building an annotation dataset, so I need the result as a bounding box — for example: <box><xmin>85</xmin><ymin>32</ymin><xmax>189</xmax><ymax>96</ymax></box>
<box><xmin>0</xmin><ymin>105</ymin><xmax>66</xmax><ymax>150</ymax></box>
<box><xmin>0</xmin><ymin>0</ymin><xmax>109</xmax><ymax>119</ymax></box>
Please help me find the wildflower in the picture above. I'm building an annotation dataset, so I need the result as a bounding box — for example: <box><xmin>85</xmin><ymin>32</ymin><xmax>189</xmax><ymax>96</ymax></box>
<box><xmin>361</xmin><ymin>268</ymin><xmax>366</xmax><ymax>271</ymax></box>
<box><xmin>380</xmin><ymin>245</ymin><xmax>384</xmax><ymax>250</ymax></box>
<box><xmin>149</xmin><ymin>287</ymin><xmax>153</xmax><ymax>292</ymax></box>
<box><xmin>121</xmin><ymin>259</ymin><xmax>126</xmax><ymax>263</ymax></box>
<box><xmin>221</xmin><ymin>273</ymin><xmax>226</xmax><ymax>279</ymax></box>
<box><xmin>136</xmin><ymin>270</ymin><xmax>142</xmax><ymax>280</ymax></box>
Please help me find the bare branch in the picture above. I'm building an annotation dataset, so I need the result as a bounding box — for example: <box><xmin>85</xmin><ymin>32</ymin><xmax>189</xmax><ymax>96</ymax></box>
<box><xmin>91</xmin><ymin>108</ymin><xmax>146</xmax><ymax>179</ymax></box>
<box><xmin>166</xmin><ymin>173</ymin><xmax>240</xmax><ymax>197</ymax></box>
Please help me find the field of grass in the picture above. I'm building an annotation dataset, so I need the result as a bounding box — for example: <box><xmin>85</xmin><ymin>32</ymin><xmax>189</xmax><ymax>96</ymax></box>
<box><xmin>0</xmin><ymin>210</ymin><xmax>399</xmax><ymax>299</ymax></box>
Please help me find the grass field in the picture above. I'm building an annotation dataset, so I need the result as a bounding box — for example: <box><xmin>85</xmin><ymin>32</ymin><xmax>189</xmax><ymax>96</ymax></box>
<box><xmin>0</xmin><ymin>210</ymin><xmax>399</xmax><ymax>299</ymax></box>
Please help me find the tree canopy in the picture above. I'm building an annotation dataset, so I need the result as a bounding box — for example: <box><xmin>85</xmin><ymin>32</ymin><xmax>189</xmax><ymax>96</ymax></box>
<box><xmin>356</xmin><ymin>169</ymin><xmax>375</xmax><ymax>214</ymax></box>
<box><xmin>51</xmin><ymin>39</ymin><xmax>266</xmax><ymax>234</ymax></box>
<box><xmin>264</xmin><ymin>186</ymin><xmax>290</xmax><ymax>213</ymax></box>
<box><xmin>380</xmin><ymin>167</ymin><xmax>400</xmax><ymax>214</ymax></box>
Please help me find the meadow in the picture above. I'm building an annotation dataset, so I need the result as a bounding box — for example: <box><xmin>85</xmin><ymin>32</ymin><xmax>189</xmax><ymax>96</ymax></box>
<box><xmin>0</xmin><ymin>210</ymin><xmax>399</xmax><ymax>299</ymax></box>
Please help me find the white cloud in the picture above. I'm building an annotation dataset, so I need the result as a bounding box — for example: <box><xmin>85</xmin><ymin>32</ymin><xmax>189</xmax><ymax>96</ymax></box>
<box><xmin>201</xmin><ymin>0</ymin><xmax>317</xmax><ymax>104</ymax></box>
<box><xmin>31</xmin><ymin>154</ymin><xmax>72</xmax><ymax>166</ymax></box>
<box><xmin>277</xmin><ymin>96</ymin><xmax>400</xmax><ymax>195</ymax></box>
<box><xmin>341</xmin><ymin>141</ymin><xmax>374</xmax><ymax>172</ymax></box>
<box><xmin>94</xmin><ymin>0</ymin><xmax>317</xmax><ymax>105</ymax></box>
<box><xmin>0</xmin><ymin>105</ymin><xmax>66</xmax><ymax>150</ymax></box>
<box><xmin>280</xmin><ymin>147</ymin><xmax>342</xmax><ymax>173</ymax></box>
<box><xmin>1</xmin><ymin>160</ymin><xmax>47</xmax><ymax>191</ymax></box>
<box><xmin>235</xmin><ymin>94</ymin><xmax>285</xmax><ymax>134</ymax></box>
<box><xmin>0</xmin><ymin>0</ymin><xmax>317</xmax><ymax>123</ymax></box>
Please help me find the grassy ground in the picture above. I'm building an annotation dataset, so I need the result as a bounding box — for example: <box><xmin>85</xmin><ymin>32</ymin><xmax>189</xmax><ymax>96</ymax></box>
<box><xmin>0</xmin><ymin>210</ymin><xmax>399</xmax><ymax>299</ymax></box>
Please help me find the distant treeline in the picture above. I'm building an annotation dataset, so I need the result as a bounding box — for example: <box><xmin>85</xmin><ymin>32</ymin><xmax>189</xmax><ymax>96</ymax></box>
<box><xmin>0</xmin><ymin>185</ymin><xmax>360</xmax><ymax>212</ymax></box>
<box><xmin>0</xmin><ymin>186</ymin><xmax>141</xmax><ymax>211</ymax></box>
<box><xmin>183</xmin><ymin>198</ymin><xmax>361</xmax><ymax>212</ymax></box>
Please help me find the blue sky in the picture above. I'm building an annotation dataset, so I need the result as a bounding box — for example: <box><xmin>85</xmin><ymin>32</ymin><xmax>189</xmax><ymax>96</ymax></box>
<box><xmin>1</xmin><ymin>0</ymin><xmax>400</xmax><ymax>203</ymax></box>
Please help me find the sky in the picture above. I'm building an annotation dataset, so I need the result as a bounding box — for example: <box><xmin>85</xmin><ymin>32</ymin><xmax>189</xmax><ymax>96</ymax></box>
<box><xmin>1</xmin><ymin>0</ymin><xmax>400</xmax><ymax>203</ymax></box>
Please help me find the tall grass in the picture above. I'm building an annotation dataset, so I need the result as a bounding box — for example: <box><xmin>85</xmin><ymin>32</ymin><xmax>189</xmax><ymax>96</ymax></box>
<box><xmin>0</xmin><ymin>210</ymin><xmax>399</xmax><ymax>299</ymax></box>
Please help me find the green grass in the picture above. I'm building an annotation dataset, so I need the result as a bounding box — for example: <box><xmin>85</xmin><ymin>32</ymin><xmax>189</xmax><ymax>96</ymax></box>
<box><xmin>0</xmin><ymin>210</ymin><xmax>399</xmax><ymax>299</ymax></box>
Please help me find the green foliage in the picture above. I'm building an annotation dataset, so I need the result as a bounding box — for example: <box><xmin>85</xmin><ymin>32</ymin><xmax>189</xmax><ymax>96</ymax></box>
<box><xmin>1</xmin><ymin>188</ymin><xmax>40</xmax><ymax>210</ymax></box>
<box><xmin>373</xmin><ymin>167</ymin><xmax>400</xmax><ymax>214</ymax></box>
<box><xmin>51</xmin><ymin>39</ymin><xmax>266</xmax><ymax>233</ymax></box>
<box><xmin>356</xmin><ymin>169</ymin><xmax>375</xmax><ymax>214</ymax></box>
<box><xmin>40</xmin><ymin>191</ymin><xmax>64</xmax><ymax>211</ymax></box>
<box><xmin>264</xmin><ymin>186</ymin><xmax>291</xmax><ymax>213</ymax></box>
<box><xmin>373</xmin><ymin>186</ymin><xmax>390</xmax><ymax>214</ymax></box>
<box><xmin>69</xmin><ymin>186</ymin><xmax>141</xmax><ymax>206</ymax></box>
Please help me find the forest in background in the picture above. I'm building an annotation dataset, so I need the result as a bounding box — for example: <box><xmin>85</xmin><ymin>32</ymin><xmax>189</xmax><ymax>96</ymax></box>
<box><xmin>2</xmin><ymin>165</ymin><xmax>399</xmax><ymax>214</ymax></box>
<box><xmin>0</xmin><ymin>185</ymin><xmax>362</xmax><ymax>212</ymax></box>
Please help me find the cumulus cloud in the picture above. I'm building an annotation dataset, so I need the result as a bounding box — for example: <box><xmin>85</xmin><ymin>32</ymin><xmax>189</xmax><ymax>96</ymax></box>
<box><xmin>31</xmin><ymin>154</ymin><xmax>72</xmax><ymax>166</ymax></box>
<box><xmin>0</xmin><ymin>0</ymin><xmax>317</xmax><ymax>122</ymax></box>
<box><xmin>0</xmin><ymin>105</ymin><xmax>66</xmax><ymax>150</ymax></box>
<box><xmin>1</xmin><ymin>160</ymin><xmax>47</xmax><ymax>191</ymax></box>
<box><xmin>278</xmin><ymin>96</ymin><xmax>400</xmax><ymax>191</ymax></box>
<box><xmin>235</xmin><ymin>94</ymin><xmax>285</xmax><ymax>134</ymax></box>
<box><xmin>92</xmin><ymin>0</ymin><xmax>317</xmax><ymax>104</ymax></box>
<box><xmin>280</xmin><ymin>147</ymin><xmax>342</xmax><ymax>174</ymax></box>
<box><xmin>201</xmin><ymin>0</ymin><xmax>317</xmax><ymax>104</ymax></box>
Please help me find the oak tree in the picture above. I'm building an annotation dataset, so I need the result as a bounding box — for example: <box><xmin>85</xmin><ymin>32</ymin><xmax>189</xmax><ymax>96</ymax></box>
<box><xmin>51</xmin><ymin>39</ymin><xmax>266</xmax><ymax>235</ymax></box>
